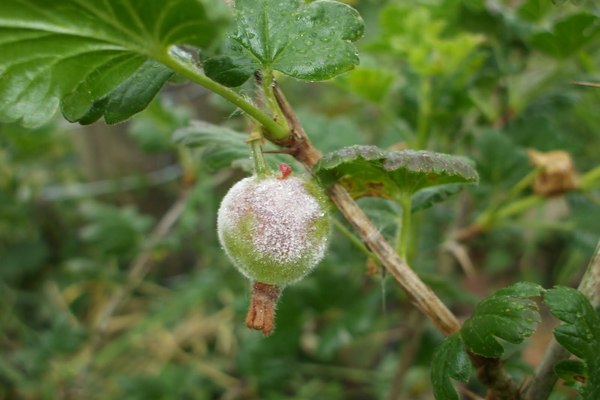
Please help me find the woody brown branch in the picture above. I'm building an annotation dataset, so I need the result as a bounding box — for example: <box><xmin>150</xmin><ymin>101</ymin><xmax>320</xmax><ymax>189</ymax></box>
<box><xmin>271</xmin><ymin>82</ymin><xmax>521</xmax><ymax>399</ymax></box>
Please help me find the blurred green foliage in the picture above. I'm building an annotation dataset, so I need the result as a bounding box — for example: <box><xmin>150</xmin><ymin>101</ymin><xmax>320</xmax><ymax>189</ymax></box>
<box><xmin>1</xmin><ymin>0</ymin><xmax>600</xmax><ymax>399</ymax></box>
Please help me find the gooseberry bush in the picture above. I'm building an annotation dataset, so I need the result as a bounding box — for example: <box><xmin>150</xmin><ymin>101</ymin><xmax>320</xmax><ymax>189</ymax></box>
<box><xmin>1</xmin><ymin>0</ymin><xmax>600</xmax><ymax>399</ymax></box>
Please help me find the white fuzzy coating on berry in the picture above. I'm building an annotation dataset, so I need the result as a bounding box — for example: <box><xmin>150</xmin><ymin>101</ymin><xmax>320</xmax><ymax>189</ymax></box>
<box><xmin>217</xmin><ymin>175</ymin><xmax>329</xmax><ymax>285</ymax></box>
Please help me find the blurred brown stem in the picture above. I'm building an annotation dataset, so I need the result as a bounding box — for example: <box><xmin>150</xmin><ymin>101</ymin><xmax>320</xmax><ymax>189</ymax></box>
<box><xmin>93</xmin><ymin>190</ymin><xmax>190</xmax><ymax>338</ymax></box>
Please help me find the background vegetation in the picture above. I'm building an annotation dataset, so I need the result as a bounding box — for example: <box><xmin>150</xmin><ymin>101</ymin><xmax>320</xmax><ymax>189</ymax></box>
<box><xmin>1</xmin><ymin>0</ymin><xmax>600</xmax><ymax>399</ymax></box>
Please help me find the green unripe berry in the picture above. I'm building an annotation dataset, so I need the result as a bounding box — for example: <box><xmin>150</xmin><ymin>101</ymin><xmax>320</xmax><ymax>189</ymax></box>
<box><xmin>217</xmin><ymin>173</ymin><xmax>330</xmax><ymax>286</ymax></box>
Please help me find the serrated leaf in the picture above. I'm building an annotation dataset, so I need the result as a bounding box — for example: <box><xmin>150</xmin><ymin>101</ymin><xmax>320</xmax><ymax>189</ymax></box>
<box><xmin>461</xmin><ymin>282</ymin><xmax>544</xmax><ymax>358</ymax></box>
<box><xmin>431</xmin><ymin>333</ymin><xmax>472</xmax><ymax>400</ymax></box>
<box><xmin>555</xmin><ymin>360</ymin><xmax>587</xmax><ymax>391</ymax></box>
<box><xmin>314</xmin><ymin>145</ymin><xmax>479</xmax><ymax>202</ymax></box>
<box><xmin>545</xmin><ymin>286</ymin><xmax>600</xmax><ymax>399</ymax></box>
<box><xmin>65</xmin><ymin>60</ymin><xmax>174</xmax><ymax>125</ymax></box>
<box><xmin>530</xmin><ymin>14</ymin><xmax>600</xmax><ymax>59</ymax></box>
<box><xmin>0</xmin><ymin>0</ymin><xmax>230</xmax><ymax>127</ymax></box>
<box><xmin>203</xmin><ymin>0</ymin><xmax>364</xmax><ymax>86</ymax></box>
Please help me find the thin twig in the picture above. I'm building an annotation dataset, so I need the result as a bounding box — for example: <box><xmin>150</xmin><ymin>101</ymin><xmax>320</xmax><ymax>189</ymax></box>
<box><xmin>328</xmin><ymin>183</ymin><xmax>461</xmax><ymax>335</ymax></box>
<box><xmin>523</xmin><ymin>240</ymin><xmax>600</xmax><ymax>400</ymax></box>
<box><xmin>93</xmin><ymin>191</ymin><xmax>190</xmax><ymax>337</ymax></box>
<box><xmin>443</xmin><ymin>240</ymin><xmax>477</xmax><ymax>279</ymax></box>
<box><xmin>571</xmin><ymin>81</ymin><xmax>600</xmax><ymax>88</ymax></box>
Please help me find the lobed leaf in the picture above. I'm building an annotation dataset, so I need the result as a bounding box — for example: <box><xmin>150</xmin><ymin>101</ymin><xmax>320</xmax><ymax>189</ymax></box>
<box><xmin>203</xmin><ymin>0</ymin><xmax>364</xmax><ymax>86</ymax></box>
<box><xmin>554</xmin><ymin>360</ymin><xmax>587</xmax><ymax>392</ymax></box>
<box><xmin>460</xmin><ymin>282</ymin><xmax>544</xmax><ymax>358</ymax></box>
<box><xmin>431</xmin><ymin>333</ymin><xmax>472</xmax><ymax>400</ymax></box>
<box><xmin>0</xmin><ymin>0</ymin><xmax>230</xmax><ymax>127</ymax></box>
<box><xmin>313</xmin><ymin>145</ymin><xmax>478</xmax><ymax>204</ymax></box>
<box><xmin>544</xmin><ymin>286</ymin><xmax>600</xmax><ymax>399</ymax></box>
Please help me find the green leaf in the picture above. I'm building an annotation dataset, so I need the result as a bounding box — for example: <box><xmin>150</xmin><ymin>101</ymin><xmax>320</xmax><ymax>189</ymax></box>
<box><xmin>203</xmin><ymin>0</ymin><xmax>364</xmax><ymax>86</ymax></box>
<box><xmin>461</xmin><ymin>282</ymin><xmax>544</xmax><ymax>358</ymax></box>
<box><xmin>65</xmin><ymin>60</ymin><xmax>175</xmax><ymax>125</ymax></box>
<box><xmin>555</xmin><ymin>360</ymin><xmax>587</xmax><ymax>391</ymax></box>
<box><xmin>544</xmin><ymin>286</ymin><xmax>600</xmax><ymax>399</ymax></box>
<box><xmin>80</xmin><ymin>202</ymin><xmax>154</xmax><ymax>258</ymax></box>
<box><xmin>173</xmin><ymin>121</ymin><xmax>293</xmax><ymax>171</ymax></box>
<box><xmin>201</xmin><ymin>54</ymin><xmax>255</xmax><ymax>88</ymax></box>
<box><xmin>313</xmin><ymin>145</ymin><xmax>479</xmax><ymax>200</ymax></box>
<box><xmin>431</xmin><ymin>334</ymin><xmax>472</xmax><ymax>400</ymax></box>
<box><xmin>368</xmin><ymin>5</ymin><xmax>483</xmax><ymax>77</ymax></box>
<box><xmin>173</xmin><ymin>121</ymin><xmax>250</xmax><ymax>170</ymax></box>
<box><xmin>530</xmin><ymin>14</ymin><xmax>600</xmax><ymax>59</ymax></box>
<box><xmin>0</xmin><ymin>0</ymin><xmax>230</xmax><ymax>127</ymax></box>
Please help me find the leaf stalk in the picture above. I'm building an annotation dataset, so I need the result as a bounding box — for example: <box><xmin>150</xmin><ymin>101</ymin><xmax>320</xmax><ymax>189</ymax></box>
<box><xmin>159</xmin><ymin>48</ymin><xmax>290</xmax><ymax>141</ymax></box>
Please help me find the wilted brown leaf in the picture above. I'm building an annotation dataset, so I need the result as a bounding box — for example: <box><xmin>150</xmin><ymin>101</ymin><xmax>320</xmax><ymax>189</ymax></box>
<box><xmin>528</xmin><ymin>149</ymin><xmax>578</xmax><ymax>196</ymax></box>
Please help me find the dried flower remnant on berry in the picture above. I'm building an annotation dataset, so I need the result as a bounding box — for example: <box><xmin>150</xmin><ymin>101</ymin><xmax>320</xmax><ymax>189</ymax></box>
<box><xmin>278</xmin><ymin>163</ymin><xmax>292</xmax><ymax>179</ymax></box>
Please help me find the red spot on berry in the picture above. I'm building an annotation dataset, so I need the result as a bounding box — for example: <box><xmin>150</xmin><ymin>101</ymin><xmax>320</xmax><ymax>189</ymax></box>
<box><xmin>278</xmin><ymin>163</ymin><xmax>292</xmax><ymax>179</ymax></box>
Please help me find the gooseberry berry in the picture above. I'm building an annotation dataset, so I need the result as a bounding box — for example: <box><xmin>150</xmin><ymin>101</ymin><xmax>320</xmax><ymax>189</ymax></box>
<box><xmin>217</xmin><ymin>164</ymin><xmax>330</xmax><ymax>334</ymax></box>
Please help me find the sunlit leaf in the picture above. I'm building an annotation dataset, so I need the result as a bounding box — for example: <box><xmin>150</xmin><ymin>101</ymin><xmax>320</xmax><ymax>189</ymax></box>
<box><xmin>0</xmin><ymin>0</ymin><xmax>230</xmax><ymax>127</ymax></box>
<box><xmin>203</xmin><ymin>0</ymin><xmax>364</xmax><ymax>86</ymax></box>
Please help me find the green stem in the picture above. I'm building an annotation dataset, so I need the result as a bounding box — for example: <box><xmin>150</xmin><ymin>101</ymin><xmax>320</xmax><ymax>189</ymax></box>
<box><xmin>158</xmin><ymin>48</ymin><xmax>289</xmax><ymax>141</ymax></box>
<box><xmin>396</xmin><ymin>195</ymin><xmax>412</xmax><ymax>262</ymax></box>
<box><xmin>415</xmin><ymin>76</ymin><xmax>432</xmax><ymax>149</ymax></box>
<box><xmin>261</xmin><ymin>68</ymin><xmax>289</xmax><ymax>131</ymax></box>
<box><xmin>250</xmin><ymin>140</ymin><xmax>270</xmax><ymax>177</ymax></box>
<box><xmin>580</xmin><ymin>164</ymin><xmax>600</xmax><ymax>190</ymax></box>
<box><xmin>494</xmin><ymin>195</ymin><xmax>544</xmax><ymax>222</ymax></box>
<box><xmin>505</xmin><ymin>168</ymin><xmax>540</xmax><ymax>200</ymax></box>
<box><xmin>476</xmin><ymin>168</ymin><xmax>541</xmax><ymax>229</ymax></box>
